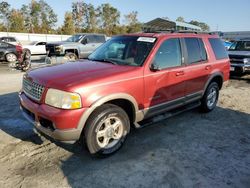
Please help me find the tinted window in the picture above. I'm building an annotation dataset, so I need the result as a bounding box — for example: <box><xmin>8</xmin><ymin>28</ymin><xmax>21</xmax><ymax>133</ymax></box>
<box><xmin>185</xmin><ymin>38</ymin><xmax>207</xmax><ymax>64</ymax></box>
<box><xmin>36</xmin><ymin>42</ymin><xmax>46</xmax><ymax>46</ymax></box>
<box><xmin>229</xmin><ymin>41</ymin><xmax>250</xmax><ymax>51</ymax></box>
<box><xmin>153</xmin><ymin>38</ymin><xmax>182</xmax><ymax>69</ymax></box>
<box><xmin>0</xmin><ymin>42</ymin><xmax>9</xmax><ymax>48</ymax></box>
<box><xmin>94</xmin><ymin>35</ymin><xmax>106</xmax><ymax>43</ymax></box>
<box><xmin>198</xmin><ymin>39</ymin><xmax>207</xmax><ymax>61</ymax></box>
<box><xmin>209</xmin><ymin>38</ymin><xmax>228</xmax><ymax>59</ymax></box>
<box><xmin>86</xmin><ymin>35</ymin><xmax>95</xmax><ymax>43</ymax></box>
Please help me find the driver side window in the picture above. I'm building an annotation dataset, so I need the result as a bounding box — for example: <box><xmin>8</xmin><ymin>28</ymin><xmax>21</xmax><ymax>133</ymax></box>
<box><xmin>153</xmin><ymin>38</ymin><xmax>182</xmax><ymax>69</ymax></box>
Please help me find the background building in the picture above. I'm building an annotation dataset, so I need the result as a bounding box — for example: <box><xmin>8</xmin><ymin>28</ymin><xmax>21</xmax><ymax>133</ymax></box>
<box><xmin>142</xmin><ymin>17</ymin><xmax>201</xmax><ymax>32</ymax></box>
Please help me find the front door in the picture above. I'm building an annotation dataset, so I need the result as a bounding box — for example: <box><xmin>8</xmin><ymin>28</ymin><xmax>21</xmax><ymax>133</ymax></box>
<box><xmin>143</xmin><ymin>38</ymin><xmax>187</xmax><ymax>118</ymax></box>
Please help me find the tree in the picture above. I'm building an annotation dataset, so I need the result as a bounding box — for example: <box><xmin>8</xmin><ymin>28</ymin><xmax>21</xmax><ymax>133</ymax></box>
<box><xmin>0</xmin><ymin>1</ymin><xmax>11</xmax><ymax>31</ymax></box>
<box><xmin>176</xmin><ymin>16</ymin><xmax>185</xmax><ymax>22</ymax></box>
<box><xmin>189</xmin><ymin>20</ymin><xmax>210</xmax><ymax>31</ymax></box>
<box><xmin>61</xmin><ymin>12</ymin><xmax>75</xmax><ymax>35</ymax></box>
<box><xmin>21</xmin><ymin>0</ymin><xmax>57</xmax><ymax>33</ymax></box>
<box><xmin>9</xmin><ymin>9</ymin><xmax>25</xmax><ymax>32</ymax></box>
<box><xmin>39</xmin><ymin>0</ymin><xmax>57</xmax><ymax>33</ymax></box>
<box><xmin>97</xmin><ymin>3</ymin><xmax>120</xmax><ymax>36</ymax></box>
<box><xmin>72</xmin><ymin>1</ymin><xmax>88</xmax><ymax>32</ymax></box>
<box><xmin>85</xmin><ymin>4</ymin><xmax>98</xmax><ymax>33</ymax></box>
<box><xmin>124</xmin><ymin>11</ymin><xmax>142</xmax><ymax>33</ymax></box>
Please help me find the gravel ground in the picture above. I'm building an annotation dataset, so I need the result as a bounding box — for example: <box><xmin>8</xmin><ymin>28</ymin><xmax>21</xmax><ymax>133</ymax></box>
<box><xmin>0</xmin><ymin>62</ymin><xmax>249</xmax><ymax>188</ymax></box>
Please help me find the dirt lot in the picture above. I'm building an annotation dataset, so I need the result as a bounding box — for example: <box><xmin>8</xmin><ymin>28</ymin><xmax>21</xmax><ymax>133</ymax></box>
<box><xmin>0</xmin><ymin>63</ymin><xmax>249</xmax><ymax>188</ymax></box>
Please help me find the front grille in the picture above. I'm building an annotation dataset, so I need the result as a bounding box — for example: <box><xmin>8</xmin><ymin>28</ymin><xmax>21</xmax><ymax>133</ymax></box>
<box><xmin>23</xmin><ymin>78</ymin><xmax>45</xmax><ymax>101</ymax></box>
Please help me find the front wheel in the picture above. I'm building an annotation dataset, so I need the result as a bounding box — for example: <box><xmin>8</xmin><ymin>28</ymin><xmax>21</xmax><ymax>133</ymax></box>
<box><xmin>84</xmin><ymin>104</ymin><xmax>130</xmax><ymax>157</ymax></box>
<box><xmin>201</xmin><ymin>82</ymin><xmax>219</xmax><ymax>112</ymax></box>
<box><xmin>65</xmin><ymin>52</ymin><xmax>78</xmax><ymax>62</ymax></box>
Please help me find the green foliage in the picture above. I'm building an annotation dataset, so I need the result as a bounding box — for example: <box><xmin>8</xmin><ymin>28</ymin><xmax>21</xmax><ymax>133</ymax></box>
<box><xmin>189</xmin><ymin>20</ymin><xmax>210</xmax><ymax>31</ymax></box>
<box><xmin>124</xmin><ymin>11</ymin><xmax>142</xmax><ymax>33</ymax></box>
<box><xmin>0</xmin><ymin>1</ymin><xmax>11</xmax><ymax>31</ymax></box>
<box><xmin>176</xmin><ymin>16</ymin><xmax>185</xmax><ymax>22</ymax></box>
<box><xmin>97</xmin><ymin>3</ymin><xmax>120</xmax><ymax>36</ymax></box>
<box><xmin>0</xmin><ymin>0</ymin><xmax>142</xmax><ymax>35</ymax></box>
<box><xmin>20</xmin><ymin>0</ymin><xmax>57</xmax><ymax>33</ymax></box>
<box><xmin>9</xmin><ymin>9</ymin><xmax>25</xmax><ymax>32</ymax></box>
<box><xmin>61</xmin><ymin>12</ymin><xmax>75</xmax><ymax>35</ymax></box>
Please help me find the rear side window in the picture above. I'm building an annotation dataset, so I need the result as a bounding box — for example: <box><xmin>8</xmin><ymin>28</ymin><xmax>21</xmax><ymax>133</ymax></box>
<box><xmin>95</xmin><ymin>35</ymin><xmax>106</xmax><ymax>43</ymax></box>
<box><xmin>184</xmin><ymin>38</ymin><xmax>207</xmax><ymax>64</ymax></box>
<box><xmin>209</xmin><ymin>38</ymin><xmax>228</xmax><ymax>60</ymax></box>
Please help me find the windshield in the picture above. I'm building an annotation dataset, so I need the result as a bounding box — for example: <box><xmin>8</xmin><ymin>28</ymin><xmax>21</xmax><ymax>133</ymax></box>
<box><xmin>88</xmin><ymin>36</ymin><xmax>156</xmax><ymax>66</ymax></box>
<box><xmin>66</xmin><ymin>35</ymin><xmax>85</xmax><ymax>42</ymax></box>
<box><xmin>229</xmin><ymin>41</ymin><xmax>250</xmax><ymax>51</ymax></box>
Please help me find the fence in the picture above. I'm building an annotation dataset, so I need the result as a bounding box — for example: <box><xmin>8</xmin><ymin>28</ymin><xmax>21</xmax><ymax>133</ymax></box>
<box><xmin>0</xmin><ymin>32</ymin><xmax>71</xmax><ymax>44</ymax></box>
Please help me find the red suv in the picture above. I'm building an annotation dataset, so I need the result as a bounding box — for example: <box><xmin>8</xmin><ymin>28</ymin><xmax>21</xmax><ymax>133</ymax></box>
<box><xmin>19</xmin><ymin>32</ymin><xmax>230</xmax><ymax>156</ymax></box>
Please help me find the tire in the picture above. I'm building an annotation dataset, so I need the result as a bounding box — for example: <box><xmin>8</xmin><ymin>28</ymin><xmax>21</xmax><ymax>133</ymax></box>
<box><xmin>84</xmin><ymin>104</ymin><xmax>130</xmax><ymax>157</ymax></box>
<box><xmin>24</xmin><ymin>49</ymin><xmax>31</xmax><ymax>59</ymax></box>
<box><xmin>65</xmin><ymin>52</ymin><xmax>78</xmax><ymax>61</ymax></box>
<box><xmin>201</xmin><ymin>82</ymin><xmax>219</xmax><ymax>112</ymax></box>
<box><xmin>5</xmin><ymin>53</ymin><xmax>17</xmax><ymax>62</ymax></box>
<box><xmin>21</xmin><ymin>59</ymin><xmax>31</xmax><ymax>71</ymax></box>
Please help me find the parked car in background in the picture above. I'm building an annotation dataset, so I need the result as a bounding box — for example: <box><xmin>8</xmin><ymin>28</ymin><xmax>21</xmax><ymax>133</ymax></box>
<box><xmin>0</xmin><ymin>41</ymin><xmax>23</xmax><ymax>62</ymax></box>
<box><xmin>20</xmin><ymin>31</ymin><xmax>230</xmax><ymax>156</ymax></box>
<box><xmin>23</xmin><ymin>41</ymin><xmax>47</xmax><ymax>56</ymax></box>
<box><xmin>46</xmin><ymin>33</ymin><xmax>106</xmax><ymax>61</ymax></box>
<box><xmin>228</xmin><ymin>39</ymin><xmax>250</xmax><ymax>74</ymax></box>
<box><xmin>0</xmin><ymin>36</ymin><xmax>21</xmax><ymax>45</ymax></box>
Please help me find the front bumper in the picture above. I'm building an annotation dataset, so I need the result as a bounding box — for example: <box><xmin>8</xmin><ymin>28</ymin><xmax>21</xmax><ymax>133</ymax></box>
<box><xmin>230</xmin><ymin>63</ymin><xmax>250</xmax><ymax>74</ymax></box>
<box><xmin>19</xmin><ymin>92</ymin><xmax>86</xmax><ymax>143</ymax></box>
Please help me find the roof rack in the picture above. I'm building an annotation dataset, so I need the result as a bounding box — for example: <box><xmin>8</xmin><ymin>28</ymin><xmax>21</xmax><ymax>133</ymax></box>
<box><xmin>143</xmin><ymin>30</ymin><xmax>216</xmax><ymax>35</ymax></box>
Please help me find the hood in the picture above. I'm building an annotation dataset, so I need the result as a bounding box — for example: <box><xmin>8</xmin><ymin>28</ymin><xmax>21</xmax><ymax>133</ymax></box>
<box><xmin>46</xmin><ymin>41</ymin><xmax>78</xmax><ymax>46</ymax></box>
<box><xmin>228</xmin><ymin>51</ymin><xmax>250</xmax><ymax>57</ymax></box>
<box><xmin>27</xmin><ymin>60</ymin><xmax>137</xmax><ymax>90</ymax></box>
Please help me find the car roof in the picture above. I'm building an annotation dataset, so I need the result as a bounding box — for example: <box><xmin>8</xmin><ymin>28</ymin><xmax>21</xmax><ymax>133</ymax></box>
<box><xmin>0</xmin><ymin>36</ymin><xmax>16</xmax><ymax>39</ymax></box>
<box><xmin>121</xmin><ymin>32</ymin><xmax>218</xmax><ymax>39</ymax></box>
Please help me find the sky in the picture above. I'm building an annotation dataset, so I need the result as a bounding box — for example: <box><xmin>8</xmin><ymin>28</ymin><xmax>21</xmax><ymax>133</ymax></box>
<box><xmin>6</xmin><ymin>0</ymin><xmax>250</xmax><ymax>32</ymax></box>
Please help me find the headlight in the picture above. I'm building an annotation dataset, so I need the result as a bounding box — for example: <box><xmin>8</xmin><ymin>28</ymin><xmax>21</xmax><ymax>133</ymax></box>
<box><xmin>243</xmin><ymin>58</ymin><xmax>250</xmax><ymax>64</ymax></box>
<box><xmin>45</xmin><ymin>89</ymin><xmax>82</xmax><ymax>109</ymax></box>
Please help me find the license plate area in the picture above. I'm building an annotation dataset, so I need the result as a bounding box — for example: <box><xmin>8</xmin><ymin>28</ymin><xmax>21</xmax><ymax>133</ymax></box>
<box><xmin>230</xmin><ymin>67</ymin><xmax>235</xmax><ymax>71</ymax></box>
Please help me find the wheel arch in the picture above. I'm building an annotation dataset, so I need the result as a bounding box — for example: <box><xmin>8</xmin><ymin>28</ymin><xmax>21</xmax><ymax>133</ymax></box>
<box><xmin>76</xmin><ymin>93</ymin><xmax>139</xmax><ymax>135</ymax></box>
<box><xmin>203</xmin><ymin>72</ymin><xmax>224</xmax><ymax>95</ymax></box>
<box><xmin>65</xmin><ymin>48</ymin><xmax>79</xmax><ymax>58</ymax></box>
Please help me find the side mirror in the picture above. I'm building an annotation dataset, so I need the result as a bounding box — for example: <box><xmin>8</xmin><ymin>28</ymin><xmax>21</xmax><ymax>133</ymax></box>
<box><xmin>150</xmin><ymin>63</ymin><xmax>161</xmax><ymax>71</ymax></box>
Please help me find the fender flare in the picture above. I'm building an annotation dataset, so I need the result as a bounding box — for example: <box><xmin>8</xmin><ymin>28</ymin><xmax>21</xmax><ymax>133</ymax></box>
<box><xmin>203</xmin><ymin>72</ymin><xmax>224</xmax><ymax>95</ymax></box>
<box><xmin>76</xmin><ymin>93</ymin><xmax>139</xmax><ymax>133</ymax></box>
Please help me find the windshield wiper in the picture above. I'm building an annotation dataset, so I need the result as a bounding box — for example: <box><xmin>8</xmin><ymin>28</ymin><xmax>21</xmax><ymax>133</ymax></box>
<box><xmin>89</xmin><ymin>58</ymin><xmax>118</xmax><ymax>65</ymax></box>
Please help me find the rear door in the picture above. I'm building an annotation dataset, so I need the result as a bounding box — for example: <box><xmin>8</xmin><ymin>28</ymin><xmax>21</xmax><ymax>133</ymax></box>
<box><xmin>0</xmin><ymin>42</ymin><xmax>9</xmax><ymax>60</ymax></box>
<box><xmin>182</xmin><ymin>37</ymin><xmax>210</xmax><ymax>100</ymax></box>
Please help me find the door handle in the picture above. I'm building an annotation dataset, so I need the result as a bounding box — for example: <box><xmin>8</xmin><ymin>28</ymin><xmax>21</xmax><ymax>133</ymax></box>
<box><xmin>176</xmin><ymin>71</ymin><xmax>184</xmax><ymax>76</ymax></box>
<box><xmin>205</xmin><ymin>65</ymin><xmax>212</xmax><ymax>70</ymax></box>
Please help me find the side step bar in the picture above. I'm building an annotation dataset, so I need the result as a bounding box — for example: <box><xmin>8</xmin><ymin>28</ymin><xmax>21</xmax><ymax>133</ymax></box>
<box><xmin>135</xmin><ymin>101</ymin><xmax>201</xmax><ymax>128</ymax></box>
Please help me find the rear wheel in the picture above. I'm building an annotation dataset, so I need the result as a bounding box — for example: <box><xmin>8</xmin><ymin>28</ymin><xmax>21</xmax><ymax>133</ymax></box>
<box><xmin>201</xmin><ymin>82</ymin><xmax>219</xmax><ymax>112</ymax></box>
<box><xmin>84</xmin><ymin>104</ymin><xmax>130</xmax><ymax>157</ymax></box>
<box><xmin>5</xmin><ymin>53</ymin><xmax>17</xmax><ymax>62</ymax></box>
